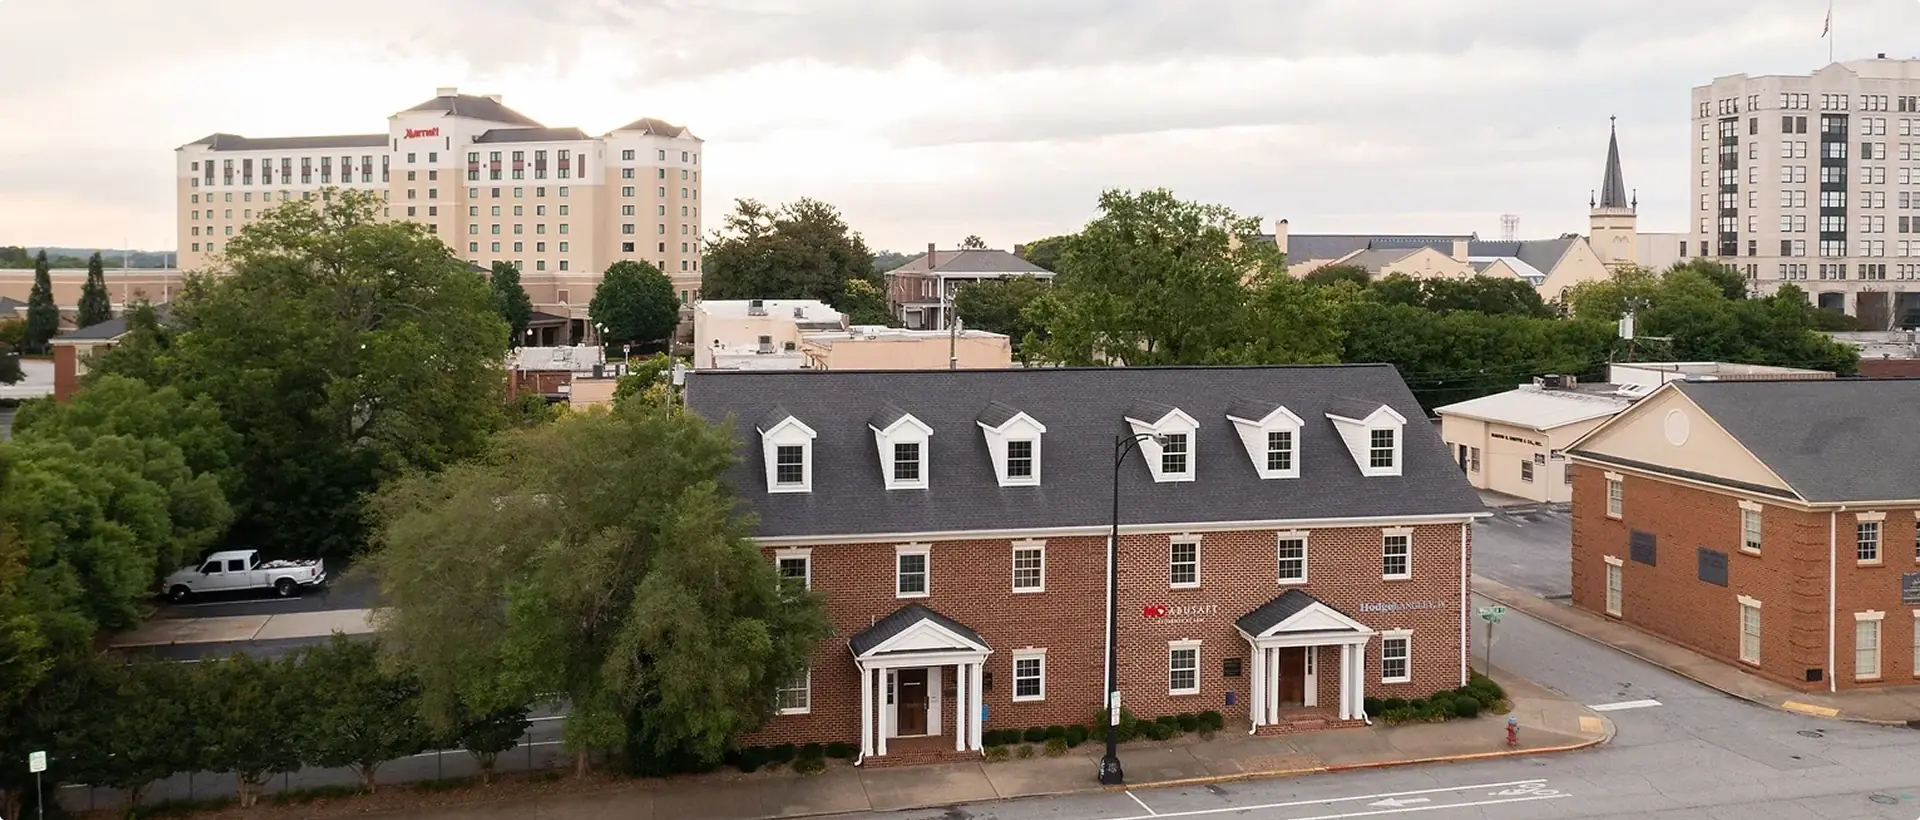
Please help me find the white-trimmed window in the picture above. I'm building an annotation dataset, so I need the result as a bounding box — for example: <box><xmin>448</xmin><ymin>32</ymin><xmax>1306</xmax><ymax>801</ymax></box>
<box><xmin>978</xmin><ymin>407</ymin><xmax>1045</xmax><ymax>487</ymax></box>
<box><xmin>759</xmin><ymin>415</ymin><xmax>816</xmax><ymax>494</ymax></box>
<box><xmin>776</xmin><ymin>669</ymin><xmax>811</xmax><ymax>714</ymax></box>
<box><xmin>873</xmin><ymin>411</ymin><xmax>933</xmax><ymax>491</ymax></box>
<box><xmin>1012</xmin><ymin>649</ymin><xmax>1046</xmax><ymax>701</ymax></box>
<box><xmin>1276</xmin><ymin>532</ymin><xmax>1307</xmax><ymax>584</ymax></box>
<box><xmin>1856</xmin><ymin>612</ymin><xmax>1884</xmax><ymax>680</ymax></box>
<box><xmin>1368</xmin><ymin>428</ymin><xmax>1397</xmax><ymax>470</ymax></box>
<box><xmin>1604</xmin><ymin>556</ymin><xmax>1623</xmax><ymax>617</ymax></box>
<box><xmin>1168</xmin><ymin>642</ymin><xmax>1200</xmax><ymax>695</ymax></box>
<box><xmin>1740</xmin><ymin>501</ymin><xmax>1763</xmax><ymax>553</ymax></box>
<box><xmin>1229</xmin><ymin>404</ymin><xmax>1304</xmax><ymax>480</ymax></box>
<box><xmin>1737</xmin><ymin>596</ymin><xmax>1762</xmax><ymax>664</ymax></box>
<box><xmin>1380</xmin><ymin>631</ymin><xmax>1412</xmax><ymax>683</ymax></box>
<box><xmin>1160</xmin><ymin>433</ymin><xmax>1190</xmax><ymax>476</ymax></box>
<box><xmin>1520</xmin><ymin>460</ymin><xmax>1535</xmax><ymax>483</ymax></box>
<box><xmin>775</xmin><ymin>445</ymin><xmax>806</xmax><ymax>485</ymax></box>
<box><xmin>1006</xmin><ymin>440</ymin><xmax>1036</xmax><ymax>480</ymax></box>
<box><xmin>1858</xmin><ymin>519</ymin><xmax>1882</xmax><ymax>563</ymax></box>
<box><xmin>1170</xmin><ymin>536</ymin><xmax>1201</xmax><ymax>588</ymax></box>
<box><xmin>895</xmin><ymin>545</ymin><xmax>930</xmax><ymax>598</ymax></box>
<box><xmin>1128</xmin><ymin>406</ymin><xmax>1198</xmax><ymax>483</ymax></box>
<box><xmin>1265</xmin><ymin>431</ymin><xmax>1294</xmax><ymax>473</ymax></box>
<box><xmin>775</xmin><ymin>548</ymin><xmax>811</xmax><ymax>593</ymax></box>
<box><xmin>892</xmin><ymin>441</ymin><xmax>921</xmax><ymax>483</ymax></box>
<box><xmin>1605</xmin><ymin>473</ymin><xmax>1623</xmax><ymax>518</ymax></box>
<box><xmin>1011</xmin><ymin>540</ymin><xmax>1045</xmax><ymax>593</ymax></box>
<box><xmin>1381</xmin><ymin>529</ymin><xmax>1412</xmax><ymax>580</ymax></box>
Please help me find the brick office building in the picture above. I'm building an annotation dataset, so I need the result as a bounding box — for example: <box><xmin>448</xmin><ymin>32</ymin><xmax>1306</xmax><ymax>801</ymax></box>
<box><xmin>685</xmin><ymin>365</ymin><xmax>1486</xmax><ymax>765</ymax></box>
<box><xmin>1567</xmin><ymin>378</ymin><xmax>1920</xmax><ymax>693</ymax></box>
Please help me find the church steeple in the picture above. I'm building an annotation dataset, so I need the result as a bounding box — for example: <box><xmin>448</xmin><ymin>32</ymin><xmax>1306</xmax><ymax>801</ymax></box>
<box><xmin>1598</xmin><ymin>115</ymin><xmax>1631</xmax><ymax>212</ymax></box>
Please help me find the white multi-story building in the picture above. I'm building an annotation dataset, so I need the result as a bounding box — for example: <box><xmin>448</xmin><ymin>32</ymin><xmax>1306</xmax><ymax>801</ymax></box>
<box><xmin>1693</xmin><ymin>56</ymin><xmax>1920</xmax><ymax>327</ymax></box>
<box><xmin>175</xmin><ymin>87</ymin><xmax>705</xmax><ymax>339</ymax></box>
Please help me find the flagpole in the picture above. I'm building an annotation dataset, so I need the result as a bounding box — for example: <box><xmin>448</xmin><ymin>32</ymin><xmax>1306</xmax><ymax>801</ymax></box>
<box><xmin>1828</xmin><ymin>0</ymin><xmax>1834</xmax><ymax>64</ymax></box>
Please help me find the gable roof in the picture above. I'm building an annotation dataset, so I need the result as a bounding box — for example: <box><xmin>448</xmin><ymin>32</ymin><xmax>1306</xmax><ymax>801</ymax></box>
<box><xmin>183</xmin><ymin>133</ymin><xmax>389</xmax><ymax>151</ymax></box>
<box><xmin>888</xmin><ymin>250</ymin><xmax>1053</xmax><ymax>276</ymax></box>
<box><xmin>1275</xmin><ymin>234</ymin><xmax>1474</xmax><ymax>264</ymax></box>
<box><xmin>0</xmin><ymin>296</ymin><xmax>22</xmax><ymax>318</ymax></box>
<box><xmin>1673</xmin><ymin>379</ymin><xmax>1920</xmax><ymax>503</ymax></box>
<box><xmin>1235</xmin><ymin>589</ymin><xmax>1367</xmax><ymax>637</ymax></box>
<box><xmin>613</xmin><ymin>117</ymin><xmax>696</xmax><ymax>138</ymax></box>
<box><xmin>399</xmin><ymin>93</ymin><xmax>543</xmax><ymax>127</ymax></box>
<box><xmin>54</xmin><ymin>304</ymin><xmax>172</xmax><ymax>343</ymax></box>
<box><xmin>685</xmin><ymin>365</ymin><xmax>1485</xmax><ymax>538</ymax></box>
<box><xmin>474</xmin><ymin>127</ymin><xmax>590</xmax><ymax>144</ymax></box>
<box><xmin>1468</xmin><ymin>238</ymin><xmax>1576</xmax><ymax>275</ymax></box>
<box><xmin>848</xmin><ymin>604</ymin><xmax>986</xmax><ymax>656</ymax></box>
<box><xmin>1436</xmin><ymin>387</ymin><xmax>1630</xmax><ymax>431</ymax></box>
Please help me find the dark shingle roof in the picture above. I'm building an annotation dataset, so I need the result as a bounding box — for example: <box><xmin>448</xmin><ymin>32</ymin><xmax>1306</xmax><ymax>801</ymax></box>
<box><xmin>1469</xmin><ymin>238</ymin><xmax>1575</xmax><ymax>274</ymax></box>
<box><xmin>1125</xmin><ymin>400</ymin><xmax>1179</xmax><ymax>425</ymax></box>
<box><xmin>757</xmin><ymin>405</ymin><xmax>797</xmax><ymax>433</ymax></box>
<box><xmin>1236</xmin><ymin>589</ymin><xmax>1359</xmax><ymax>636</ymax></box>
<box><xmin>0</xmin><ymin>296</ymin><xmax>22</xmax><ymax>318</ymax></box>
<box><xmin>1225</xmin><ymin>399</ymin><xmax>1280</xmax><ymax>423</ymax></box>
<box><xmin>685</xmin><ymin>365</ymin><xmax>1484</xmax><ymax>538</ymax></box>
<box><xmin>400</xmin><ymin>94</ymin><xmax>543</xmax><ymax>127</ymax></box>
<box><xmin>185</xmin><ymin>133</ymin><xmax>389</xmax><ymax>151</ymax></box>
<box><xmin>614</xmin><ymin>117</ymin><xmax>693</xmax><ymax>137</ymax></box>
<box><xmin>976</xmin><ymin>401</ymin><xmax>1024</xmax><ymax>428</ymax></box>
<box><xmin>1674</xmin><ymin>379</ymin><xmax>1920</xmax><ymax>503</ymax></box>
<box><xmin>1599</xmin><ymin>121</ymin><xmax>1631</xmax><ymax>209</ymax></box>
<box><xmin>848</xmin><ymin>604</ymin><xmax>986</xmax><ymax>656</ymax></box>
<box><xmin>1324</xmin><ymin>397</ymin><xmax>1387</xmax><ymax>422</ymax></box>
<box><xmin>54</xmin><ymin>305</ymin><xmax>171</xmax><ymax>343</ymax></box>
<box><xmin>870</xmin><ymin>404</ymin><xmax>910</xmax><ymax>431</ymax></box>
<box><xmin>888</xmin><ymin>250</ymin><xmax>1054</xmax><ymax>276</ymax></box>
<box><xmin>1278</xmin><ymin>234</ymin><xmax>1475</xmax><ymax>264</ymax></box>
<box><xmin>474</xmin><ymin>127</ymin><xmax>591</xmax><ymax>144</ymax></box>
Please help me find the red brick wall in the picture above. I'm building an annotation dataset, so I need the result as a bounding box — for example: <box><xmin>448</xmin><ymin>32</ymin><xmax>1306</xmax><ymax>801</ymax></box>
<box><xmin>51</xmin><ymin>344</ymin><xmax>79</xmax><ymax>402</ymax></box>
<box><xmin>1570</xmin><ymin>462</ymin><xmax>1920</xmax><ymax>691</ymax></box>
<box><xmin>1857</xmin><ymin>359</ymin><xmax>1920</xmax><ymax>378</ymax></box>
<box><xmin>743</xmin><ymin>521</ymin><xmax>1470</xmax><ymax>748</ymax></box>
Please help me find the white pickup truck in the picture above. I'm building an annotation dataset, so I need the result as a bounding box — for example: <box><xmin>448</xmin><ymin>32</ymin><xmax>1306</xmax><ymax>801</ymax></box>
<box><xmin>161</xmin><ymin>550</ymin><xmax>327</xmax><ymax>602</ymax></box>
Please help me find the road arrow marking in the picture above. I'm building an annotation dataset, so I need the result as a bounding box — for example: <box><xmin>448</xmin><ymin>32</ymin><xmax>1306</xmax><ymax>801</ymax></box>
<box><xmin>1368</xmin><ymin>797</ymin><xmax>1432</xmax><ymax>808</ymax></box>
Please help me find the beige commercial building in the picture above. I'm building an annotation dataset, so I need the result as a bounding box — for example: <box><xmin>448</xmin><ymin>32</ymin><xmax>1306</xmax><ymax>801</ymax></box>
<box><xmin>0</xmin><ymin>268</ymin><xmax>185</xmax><ymax>326</ymax></box>
<box><xmin>176</xmin><ymin>87</ymin><xmax>704</xmax><ymax>337</ymax></box>
<box><xmin>1693</xmin><ymin>56</ymin><xmax>1920</xmax><ymax>326</ymax></box>
<box><xmin>692</xmin><ymin>298</ymin><xmax>1012</xmax><ymax>371</ymax></box>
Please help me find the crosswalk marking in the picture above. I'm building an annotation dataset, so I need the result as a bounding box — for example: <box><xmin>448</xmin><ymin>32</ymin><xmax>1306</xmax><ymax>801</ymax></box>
<box><xmin>1587</xmin><ymin>698</ymin><xmax>1662</xmax><ymax>712</ymax></box>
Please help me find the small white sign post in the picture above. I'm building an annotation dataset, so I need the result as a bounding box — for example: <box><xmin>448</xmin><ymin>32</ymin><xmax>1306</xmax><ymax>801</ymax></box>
<box><xmin>27</xmin><ymin>750</ymin><xmax>46</xmax><ymax>820</ymax></box>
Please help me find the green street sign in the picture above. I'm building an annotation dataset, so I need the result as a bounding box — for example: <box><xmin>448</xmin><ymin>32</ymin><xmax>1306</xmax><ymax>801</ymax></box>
<box><xmin>1480</xmin><ymin>612</ymin><xmax>1502</xmax><ymax>623</ymax></box>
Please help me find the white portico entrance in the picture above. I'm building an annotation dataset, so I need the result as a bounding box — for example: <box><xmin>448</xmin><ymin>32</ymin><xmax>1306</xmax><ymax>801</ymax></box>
<box><xmin>848</xmin><ymin>604</ymin><xmax>990</xmax><ymax>763</ymax></box>
<box><xmin>1235</xmin><ymin>589</ymin><xmax>1375</xmax><ymax>730</ymax></box>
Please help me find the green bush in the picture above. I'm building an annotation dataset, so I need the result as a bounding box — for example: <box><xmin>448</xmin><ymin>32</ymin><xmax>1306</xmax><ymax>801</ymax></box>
<box><xmin>985</xmin><ymin>745</ymin><xmax>1010</xmax><ymax>762</ymax></box>
<box><xmin>1363</xmin><ymin>697</ymin><xmax>1385</xmax><ymax>715</ymax></box>
<box><xmin>793</xmin><ymin>755</ymin><xmax>827</xmax><ymax>775</ymax></box>
<box><xmin>1176</xmin><ymin>713</ymin><xmax>1201</xmax><ymax>732</ymax></box>
<box><xmin>1142</xmin><ymin>721</ymin><xmax>1174</xmax><ymax>741</ymax></box>
<box><xmin>799</xmin><ymin>742</ymin><xmax>825</xmax><ymax>760</ymax></box>
<box><xmin>982</xmin><ymin>729</ymin><xmax>1006</xmax><ymax>746</ymax></box>
<box><xmin>1093</xmin><ymin>706</ymin><xmax>1143</xmax><ymax>741</ymax></box>
<box><xmin>1064</xmin><ymin>725</ymin><xmax>1088</xmax><ymax>747</ymax></box>
<box><xmin>770</xmin><ymin>743</ymin><xmax>797</xmax><ymax>763</ymax></box>
<box><xmin>1382</xmin><ymin>697</ymin><xmax>1408</xmax><ymax>711</ymax></box>
<box><xmin>732</xmin><ymin>747</ymin><xmax>766</xmax><ymax>772</ymax></box>
<box><xmin>1469</xmin><ymin>672</ymin><xmax>1505</xmax><ymax>701</ymax></box>
<box><xmin>825</xmin><ymin>741</ymin><xmax>857</xmax><ymax>760</ymax></box>
<box><xmin>1045</xmin><ymin>725</ymin><xmax>1067</xmax><ymax>741</ymax></box>
<box><xmin>1197</xmin><ymin>711</ymin><xmax>1224</xmax><ymax>732</ymax></box>
<box><xmin>1024</xmin><ymin>726</ymin><xmax>1049</xmax><ymax>743</ymax></box>
<box><xmin>1452</xmin><ymin>697</ymin><xmax>1482</xmax><ymax>719</ymax></box>
<box><xmin>1017</xmin><ymin>744</ymin><xmax>1036</xmax><ymax>759</ymax></box>
<box><xmin>1044</xmin><ymin>737</ymin><xmax>1069</xmax><ymax>757</ymax></box>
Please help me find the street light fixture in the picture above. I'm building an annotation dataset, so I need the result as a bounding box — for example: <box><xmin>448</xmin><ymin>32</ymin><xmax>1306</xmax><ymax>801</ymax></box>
<box><xmin>1100</xmin><ymin>431</ymin><xmax>1167</xmax><ymax>786</ymax></box>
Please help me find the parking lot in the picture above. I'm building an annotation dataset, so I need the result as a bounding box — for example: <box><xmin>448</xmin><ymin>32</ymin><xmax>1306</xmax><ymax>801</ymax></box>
<box><xmin>1472</xmin><ymin>505</ymin><xmax>1572</xmax><ymax>599</ymax></box>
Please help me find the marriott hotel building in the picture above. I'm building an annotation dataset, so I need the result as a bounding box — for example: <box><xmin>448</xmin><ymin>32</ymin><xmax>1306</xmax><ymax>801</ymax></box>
<box><xmin>176</xmin><ymin>87</ymin><xmax>705</xmax><ymax>335</ymax></box>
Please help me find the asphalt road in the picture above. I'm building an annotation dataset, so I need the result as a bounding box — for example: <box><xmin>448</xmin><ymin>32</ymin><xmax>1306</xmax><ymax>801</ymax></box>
<box><xmin>816</xmin><ymin>589</ymin><xmax>1920</xmax><ymax>820</ymax></box>
<box><xmin>1472</xmin><ymin>509</ymin><xmax>1573</xmax><ymax>599</ymax></box>
<box><xmin>152</xmin><ymin>563</ymin><xmax>382</xmax><ymax>619</ymax></box>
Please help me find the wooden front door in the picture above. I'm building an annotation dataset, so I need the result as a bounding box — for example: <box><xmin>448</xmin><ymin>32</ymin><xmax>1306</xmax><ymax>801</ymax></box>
<box><xmin>896</xmin><ymin>669</ymin><xmax>929</xmax><ymax>736</ymax></box>
<box><xmin>1278</xmin><ymin>648</ymin><xmax>1306</xmax><ymax>707</ymax></box>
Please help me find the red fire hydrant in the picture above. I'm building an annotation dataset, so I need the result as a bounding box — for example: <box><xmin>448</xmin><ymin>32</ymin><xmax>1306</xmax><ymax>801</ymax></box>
<box><xmin>1506</xmin><ymin>715</ymin><xmax>1519</xmax><ymax>747</ymax></box>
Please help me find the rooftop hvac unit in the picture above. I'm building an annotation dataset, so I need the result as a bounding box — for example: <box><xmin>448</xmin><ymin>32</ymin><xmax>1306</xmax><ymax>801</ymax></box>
<box><xmin>748</xmin><ymin>299</ymin><xmax>767</xmax><ymax>316</ymax></box>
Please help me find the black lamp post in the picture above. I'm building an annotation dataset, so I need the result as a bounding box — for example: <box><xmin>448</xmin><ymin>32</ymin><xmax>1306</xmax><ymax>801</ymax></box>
<box><xmin>1100</xmin><ymin>431</ymin><xmax>1164</xmax><ymax>786</ymax></box>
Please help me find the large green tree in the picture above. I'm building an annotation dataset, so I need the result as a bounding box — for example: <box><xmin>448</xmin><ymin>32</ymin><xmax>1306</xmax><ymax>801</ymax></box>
<box><xmin>958</xmin><ymin>234</ymin><xmax>988</xmax><ymax>250</ymax></box>
<box><xmin>89</xmin><ymin>189</ymin><xmax>510</xmax><ymax>559</ymax></box>
<box><xmin>590</xmin><ymin>260</ymin><xmax>680</xmax><ymax>348</ymax></box>
<box><xmin>1339</xmin><ymin>302</ymin><xmax>1619</xmax><ymax>409</ymax></box>
<box><xmin>1016</xmin><ymin>235</ymin><xmax>1073</xmax><ymax>272</ymax></box>
<box><xmin>837</xmin><ymin>278</ymin><xmax>898</xmax><ymax>327</ymax></box>
<box><xmin>292</xmin><ymin>635</ymin><xmax>432</xmax><ymax>793</ymax></box>
<box><xmin>23</xmin><ymin>251</ymin><xmax>58</xmax><ymax>353</ymax></box>
<box><xmin>1359</xmin><ymin>274</ymin><xmax>1554</xmax><ymax>318</ymax></box>
<box><xmin>489</xmin><ymin>261</ymin><xmax>535</xmax><ymax>346</ymax></box>
<box><xmin>367</xmin><ymin>403</ymin><xmax>830</xmax><ymax>776</ymax></box>
<box><xmin>953</xmin><ymin>275</ymin><xmax>1051</xmax><ymax>361</ymax></box>
<box><xmin>1566</xmin><ymin>265</ymin><xmax>1856</xmax><ymax>374</ymax></box>
<box><xmin>77</xmin><ymin>252</ymin><xmax>112</xmax><ymax>328</ymax></box>
<box><xmin>700</xmin><ymin>198</ymin><xmax>877</xmax><ymax>305</ymax></box>
<box><xmin>1024</xmin><ymin>189</ymin><xmax>1300</xmax><ymax>365</ymax></box>
<box><xmin>0</xmin><ymin>341</ymin><xmax>19</xmax><ymax>384</ymax></box>
<box><xmin>196</xmin><ymin>652</ymin><xmax>303</xmax><ymax>807</ymax></box>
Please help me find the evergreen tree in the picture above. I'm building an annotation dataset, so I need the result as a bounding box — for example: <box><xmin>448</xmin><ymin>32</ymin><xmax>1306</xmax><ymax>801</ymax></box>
<box><xmin>488</xmin><ymin>261</ymin><xmax>534</xmax><ymax>347</ymax></box>
<box><xmin>22</xmin><ymin>251</ymin><xmax>59</xmax><ymax>353</ymax></box>
<box><xmin>77</xmin><ymin>252</ymin><xmax>112</xmax><ymax>327</ymax></box>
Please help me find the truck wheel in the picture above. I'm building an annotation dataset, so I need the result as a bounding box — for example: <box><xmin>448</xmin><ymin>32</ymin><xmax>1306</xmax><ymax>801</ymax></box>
<box><xmin>274</xmin><ymin>578</ymin><xmax>297</xmax><ymax>597</ymax></box>
<box><xmin>168</xmin><ymin>585</ymin><xmax>192</xmax><ymax>603</ymax></box>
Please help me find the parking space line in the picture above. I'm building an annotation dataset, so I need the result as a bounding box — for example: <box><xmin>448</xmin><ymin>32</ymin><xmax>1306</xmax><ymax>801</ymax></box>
<box><xmin>1126</xmin><ymin>790</ymin><xmax>1158</xmax><ymax>815</ymax></box>
<box><xmin>1111</xmin><ymin>793</ymin><xmax>1566</xmax><ymax>820</ymax></box>
<box><xmin>1116</xmin><ymin>779</ymin><xmax>1550</xmax><ymax>819</ymax></box>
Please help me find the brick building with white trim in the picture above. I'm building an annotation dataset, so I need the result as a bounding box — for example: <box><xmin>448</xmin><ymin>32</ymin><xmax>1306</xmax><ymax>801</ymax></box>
<box><xmin>685</xmin><ymin>365</ymin><xmax>1487</xmax><ymax>765</ymax></box>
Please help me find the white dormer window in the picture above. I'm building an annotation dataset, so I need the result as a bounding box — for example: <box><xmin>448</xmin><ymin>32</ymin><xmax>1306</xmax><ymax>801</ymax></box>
<box><xmin>1227</xmin><ymin>401</ymin><xmax>1304</xmax><ymax>480</ymax></box>
<box><xmin>871</xmin><ymin>405</ymin><xmax>932</xmax><ymax>491</ymax></box>
<box><xmin>757</xmin><ymin>408</ymin><xmax>817</xmax><ymax>494</ymax></box>
<box><xmin>1126</xmin><ymin>402</ymin><xmax>1199</xmax><ymax>483</ymax></box>
<box><xmin>1325</xmin><ymin>399</ymin><xmax>1407</xmax><ymax>478</ymax></box>
<box><xmin>977</xmin><ymin>402</ymin><xmax>1046</xmax><ymax>487</ymax></box>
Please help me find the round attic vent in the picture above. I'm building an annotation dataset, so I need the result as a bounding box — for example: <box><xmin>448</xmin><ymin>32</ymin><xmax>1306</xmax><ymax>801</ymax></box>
<box><xmin>1663</xmin><ymin>409</ymin><xmax>1691</xmax><ymax>446</ymax></box>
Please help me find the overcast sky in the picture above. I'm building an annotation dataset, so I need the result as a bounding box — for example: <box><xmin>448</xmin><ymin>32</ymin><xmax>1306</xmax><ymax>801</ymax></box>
<box><xmin>0</xmin><ymin>0</ymin><xmax>1910</xmax><ymax>254</ymax></box>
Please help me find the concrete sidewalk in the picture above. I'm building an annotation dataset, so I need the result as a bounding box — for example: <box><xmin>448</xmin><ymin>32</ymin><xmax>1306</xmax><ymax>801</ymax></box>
<box><xmin>108</xmin><ymin>608</ymin><xmax>378</xmax><ymax>648</ymax></box>
<box><xmin>1474</xmin><ymin>576</ymin><xmax>1920</xmax><ymax>726</ymax></box>
<box><xmin>369</xmin><ymin>669</ymin><xmax>1611</xmax><ymax>820</ymax></box>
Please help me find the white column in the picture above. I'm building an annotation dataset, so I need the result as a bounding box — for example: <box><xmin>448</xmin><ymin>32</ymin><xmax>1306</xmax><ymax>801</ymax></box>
<box><xmin>969</xmin><ymin>661</ymin><xmax>985</xmax><ymax>751</ymax></box>
<box><xmin>955</xmin><ymin>664</ymin><xmax>968</xmax><ymax>752</ymax></box>
<box><xmin>1248</xmin><ymin>644</ymin><xmax>1266</xmax><ymax>728</ymax></box>
<box><xmin>860</xmin><ymin>663</ymin><xmax>875</xmax><ymax>759</ymax></box>
<box><xmin>876</xmin><ymin>667</ymin><xmax>888</xmax><ymax>757</ymax></box>
<box><xmin>1351</xmin><ymin>643</ymin><xmax>1367</xmax><ymax>720</ymax></box>
<box><xmin>1267</xmin><ymin>647</ymin><xmax>1282</xmax><ymax>720</ymax></box>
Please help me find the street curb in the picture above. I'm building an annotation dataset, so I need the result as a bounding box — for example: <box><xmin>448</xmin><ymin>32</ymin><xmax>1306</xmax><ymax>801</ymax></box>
<box><xmin>1108</xmin><ymin>728</ymin><xmax>1611</xmax><ymax>793</ymax></box>
<box><xmin>1104</xmin><ymin>766</ymin><xmax>1329</xmax><ymax>792</ymax></box>
<box><xmin>1472</xmin><ymin>582</ymin><xmax>1914</xmax><ymax>728</ymax></box>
